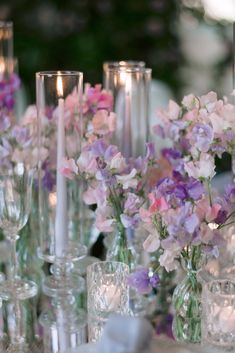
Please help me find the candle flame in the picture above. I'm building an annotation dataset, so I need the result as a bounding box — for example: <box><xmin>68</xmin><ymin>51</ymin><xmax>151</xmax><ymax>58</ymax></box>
<box><xmin>119</xmin><ymin>70</ymin><xmax>126</xmax><ymax>85</ymax></box>
<box><xmin>125</xmin><ymin>73</ymin><xmax>132</xmax><ymax>94</ymax></box>
<box><xmin>57</xmin><ymin>72</ymin><xmax>63</xmax><ymax>98</ymax></box>
<box><xmin>0</xmin><ymin>59</ymin><xmax>5</xmax><ymax>75</ymax></box>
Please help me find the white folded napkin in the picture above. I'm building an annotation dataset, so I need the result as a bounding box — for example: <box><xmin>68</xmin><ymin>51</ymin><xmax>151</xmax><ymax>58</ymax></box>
<box><xmin>97</xmin><ymin>314</ymin><xmax>153</xmax><ymax>353</ymax></box>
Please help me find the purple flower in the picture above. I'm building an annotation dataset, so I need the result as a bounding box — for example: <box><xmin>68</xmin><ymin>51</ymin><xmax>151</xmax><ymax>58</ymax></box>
<box><xmin>225</xmin><ymin>184</ymin><xmax>235</xmax><ymax>204</ymax></box>
<box><xmin>124</xmin><ymin>193</ymin><xmax>141</xmax><ymax>214</ymax></box>
<box><xmin>11</xmin><ymin>126</ymin><xmax>30</xmax><ymax>145</ymax></box>
<box><xmin>0</xmin><ymin>114</ymin><xmax>11</xmax><ymax>131</ymax></box>
<box><xmin>190</xmin><ymin>123</ymin><xmax>214</xmax><ymax>152</ymax></box>
<box><xmin>162</xmin><ymin>148</ymin><xmax>181</xmax><ymax>160</ymax></box>
<box><xmin>167</xmin><ymin>203</ymin><xmax>199</xmax><ymax>245</ymax></box>
<box><xmin>186</xmin><ymin>178</ymin><xmax>204</xmax><ymax>201</ymax></box>
<box><xmin>128</xmin><ymin>268</ymin><xmax>160</xmax><ymax>294</ymax></box>
<box><xmin>214</xmin><ymin>209</ymin><xmax>227</xmax><ymax>225</ymax></box>
<box><xmin>145</xmin><ymin>142</ymin><xmax>155</xmax><ymax>160</ymax></box>
<box><xmin>96</xmin><ymin>169</ymin><xmax>116</xmax><ymax>186</ymax></box>
<box><xmin>156</xmin><ymin>314</ymin><xmax>174</xmax><ymax>339</ymax></box>
<box><xmin>120</xmin><ymin>214</ymin><xmax>139</xmax><ymax>228</ymax></box>
<box><xmin>42</xmin><ymin>169</ymin><xmax>55</xmax><ymax>191</ymax></box>
<box><xmin>153</xmin><ymin>124</ymin><xmax>165</xmax><ymax>138</ymax></box>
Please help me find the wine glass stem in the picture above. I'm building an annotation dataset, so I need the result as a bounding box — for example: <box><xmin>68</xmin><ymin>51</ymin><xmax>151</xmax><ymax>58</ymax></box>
<box><xmin>9</xmin><ymin>236</ymin><xmax>18</xmax><ymax>282</ymax></box>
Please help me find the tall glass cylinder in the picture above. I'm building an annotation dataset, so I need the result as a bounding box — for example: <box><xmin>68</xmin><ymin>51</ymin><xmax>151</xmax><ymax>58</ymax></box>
<box><xmin>0</xmin><ymin>21</ymin><xmax>13</xmax><ymax>79</ymax></box>
<box><xmin>103</xmin><ymin>61</ymin><xmax>151</xmax><ymax>158</ymax></box>
<box><xmin>36</xmin><ymin>71</ymin><xmax>86</xmax><ymax>264</ymax></box>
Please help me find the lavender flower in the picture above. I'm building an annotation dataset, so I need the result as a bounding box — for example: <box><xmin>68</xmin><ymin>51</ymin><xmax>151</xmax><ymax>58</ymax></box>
<box><xmin>190</xmin><ymin>123</ymin><xmax>214</xmax><ymax>152</ymax></box>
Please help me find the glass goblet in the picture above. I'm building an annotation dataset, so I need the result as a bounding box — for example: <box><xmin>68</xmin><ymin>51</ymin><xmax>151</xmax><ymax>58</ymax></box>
<box><xmin>0</xmin><ymin>163</ymin><xmax>37</xmax><ymax>300</ymax></box>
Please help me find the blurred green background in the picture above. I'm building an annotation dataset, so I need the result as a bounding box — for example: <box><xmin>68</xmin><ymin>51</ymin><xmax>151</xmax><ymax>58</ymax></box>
<box><xmin>0</xmin><ymin>0</ymin><xmax>233</xmax><ymax>103</ymax></box>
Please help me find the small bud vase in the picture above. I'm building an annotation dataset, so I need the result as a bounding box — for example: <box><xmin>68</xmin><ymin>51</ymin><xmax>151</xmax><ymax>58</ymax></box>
<box><xmin>172</xmin><ymin>246</ymin><xmax>203</xmax><ymax>343</ymax></box>
<box><xmin>105</xmin><ymin>224</ymin><xmax>136</xmax><ymax>270</ymax></box>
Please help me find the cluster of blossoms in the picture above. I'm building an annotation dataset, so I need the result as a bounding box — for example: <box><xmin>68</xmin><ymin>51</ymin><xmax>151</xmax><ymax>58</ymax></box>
<box><xmin>129</xmin><ymin>91</ymin><xmax>235</xmax><ymax>293</ymax></box>
<box><xmin>0</xmin><ymin>83</ymin><xmax>115</xmax><ymax>188</ymax></box>
<box><xmin>65</xmin><ymin>140</ymin><xmax>159</xmax><ymax>235</ymax></box>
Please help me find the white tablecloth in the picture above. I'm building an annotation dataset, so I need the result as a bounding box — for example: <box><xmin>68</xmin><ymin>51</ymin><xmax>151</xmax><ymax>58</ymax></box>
<box><xmin>62</xmin><ymin>337</ymin><xmax>234</xmax><ymax>353</ymax></box>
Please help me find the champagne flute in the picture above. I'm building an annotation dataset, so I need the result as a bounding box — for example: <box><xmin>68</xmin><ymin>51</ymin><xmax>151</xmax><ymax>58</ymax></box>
<box><xmin>0</xmin><ymin>162</ymin><xmax>38</xmax><ymax>352</ymax></box>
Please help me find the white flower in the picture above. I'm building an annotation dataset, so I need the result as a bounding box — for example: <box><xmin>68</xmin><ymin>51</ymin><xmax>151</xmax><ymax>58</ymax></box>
<box><xmin>184</xmin><ymin>153</ymin><xmax>215</xmax><ymax>179</ymax></box>
<box><xmin>116</xmin><ymin>168</ymin><xmax>138</xmax><ymax>189</ymax></box>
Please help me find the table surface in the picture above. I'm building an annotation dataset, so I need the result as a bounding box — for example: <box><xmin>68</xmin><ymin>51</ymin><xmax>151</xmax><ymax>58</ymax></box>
<box><xmin>62</xmin><ymin>336</ymin><xmax>235</xmax><ymax>353</ymax></box>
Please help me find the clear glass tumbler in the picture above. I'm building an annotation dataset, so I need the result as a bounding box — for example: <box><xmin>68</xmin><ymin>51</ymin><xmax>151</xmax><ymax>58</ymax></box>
<box><xmin>87</xmin><ymin>261</ymin><xmax>129</xmax><ymax>342</ymax></box>
<box><xmin>103</xmin><ymin>61</ymin><xmax>151</xmax><ymax>158</ymax></box>
<box><xmin>201</xmin><ymin>279</ymin><xmax>235</xmax><ymax>349</ymax></box>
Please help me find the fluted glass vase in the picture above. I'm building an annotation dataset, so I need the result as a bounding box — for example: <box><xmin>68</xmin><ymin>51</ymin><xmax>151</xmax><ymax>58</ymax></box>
<box><xmin>172</xmin><ymin>246</ymin><xmax>203</xmax><ymax>343</ymax></box>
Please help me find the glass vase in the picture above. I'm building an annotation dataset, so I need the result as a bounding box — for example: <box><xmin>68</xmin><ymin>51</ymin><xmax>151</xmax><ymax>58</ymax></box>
<box><xmin>103</xmin><ymin>61</ymin><xmax>151</xmax><ymax>158</ymax></box>
<box><xmin>105</xmin><ymin>225</ymin><xmax>136</xmax><ymax>270</ymax></box>
<box><xmin>172</xmin><ymin>247</ymin><xmax>203</xmax><ymax>343</ymax></box>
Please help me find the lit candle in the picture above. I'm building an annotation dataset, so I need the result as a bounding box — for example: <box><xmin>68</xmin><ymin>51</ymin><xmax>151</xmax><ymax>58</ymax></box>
<box><xmin>210</xmin><ymin>303</ymin><xmax>235</xmax><ymax>334</ymax></box>
<box><xmin>55</xmin><ymin>73</ymin><xmax>68</xmax><ymax>257</ymax></box>
<box><xmin>123</xmin><ymin>73</ymin><xmax>132</xmax><ymax>158</ymax></box>
<box><xmin>98</xmin><ymin>278</ymin><xmax>121</xmax><ymax>311</ymax></box>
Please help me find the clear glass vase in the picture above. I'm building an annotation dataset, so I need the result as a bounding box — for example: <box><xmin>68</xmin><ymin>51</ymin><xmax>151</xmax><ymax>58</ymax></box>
<box><xmin>172</xmin><ymin>247</ymin><xmax>203</xmax><ymax>343</ymax></box>
<box><xmin>105</xmin><ymin>225</ymin><xmax>136</xmax><ymax>270</ymax></box>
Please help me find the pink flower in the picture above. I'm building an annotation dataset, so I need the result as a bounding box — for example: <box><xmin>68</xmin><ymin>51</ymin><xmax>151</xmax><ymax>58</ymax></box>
<box><xmin>109</xmin><ymin>152</ymin><xmax>126</xmax><ymax>171</ymax></box>
<box><xmin>209</xmin><ymin>112</ymin><xmax>231</xmax><ymax>134</ymax></box>
<box><xmin>139</xmin><ymin>207</ymin><xmax>152</xmax><ymax>223</ymax></box>
<box><xmin>157</xmin><ymin>100</ymin><xmax>181</xmax><ymax>122</ymax></box>
<box><xmin>159</xmin><ymin>247</ymin><xmax>180</xmax><ymax>272</ymax></box>
<box><xmin>92</xmin><ymin>110</ymin><xmax>116</xmax><ymax>135</ymax></box>
<box><xmin>77</xmin><ymin>150</ymin><xmax>97</xmax><ymax>174</ymax></box>
<box><xmin>182</xmin><ymin>94</ymin><xmax>199</xmax><ymax>110</ymax></box>
<box><xmin>143</xmin><ymin>229</ymin><xmax>160</xmax><ymax>253</ymax></box>
<box><xmin>196</xmin><ymin>199</ymin><xmax>221</xmax><ymax>222</ymax></box>
<box><xmin>184</xmin><ymin>153</ymin><xmax>215</xmax><ymax>179</ymax></box>
<box><xmin>60</xmin><ymin>158</ymin><xmax>78</xmax><ymax>180</ymax></box>
<box><xmin>21</xmin><ymin>105</ymin><xmax>37</xmax><ymax>125</ymax></box>
<box><xmin>83</xmin><ymin>184</ymin><xmax>108</xmax><ymax>207</ymax></box>
<box><xmin>148</xmin><ymin>194</ymin><xmax>168</xmax><ymax>213</ymax></box>
<box><xmin>95</xmin><ymin>206</ymin><xmax>114</xmax><ymax>233</ymax></box>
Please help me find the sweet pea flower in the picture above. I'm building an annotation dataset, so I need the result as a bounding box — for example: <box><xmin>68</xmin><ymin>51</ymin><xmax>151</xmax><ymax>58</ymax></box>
<box><xmin>143</xmin><ymin>227</ymin><xmax>161</xmax><ymax>253</ymax></box>
<box><xmin>92</xmin><ymin>110</ymin><xmax>116</xmax><ymax>135</ymax></box>
<box><xmin>83</xmin><ymin>184</ymin><xmax>108</xmax><ymax>207</ymax></box>
<box><xmin>189</xmin><ymin>123</ymin><xmax>214</xmax><ymax>152</ymax></box>
<box><xmin>109</xmin><ymin>152</ymin><xmax>126</xmax><ymax>171</ymax></box>
<box><xmin>148</xmin><ymin>194</ymin><xmax>168</xmax><ymax>213</ymax></box>
<box><xmin>182</xmin><ymin>94</ymin><xmax>199</xmax><ymax>110</ymax></box>
<box><xmin>157</xmin><ymin>100</ymin><xmax>181</xmax><ymax>121</ymax></box>
<box><xmin>60</xmin><ymin>158</ymin><xmax>78</xmax><ymax>180</ymax></box>
<box><xmin>128</xmin><ymin>268</ymin><xmax>160</xmax><ymax>294</ymax></box>
<box><xmin>95</xmin><ymin>205</ymin><xmax>114</xmax><ymax>233</ymax></box>
<box><xmin>77</xmin><ymin>149</ymin><xmax>97</xmax><ymax>174</ymax></box>
<box><xmin>196</xmin><ymin>198</ymin><xmax>221</xmax><ymax>223</ymax></box>
<box><xmin>184</xmin><ymin>153</ymin><xmax>216</xmax><ymax>179</ymax></box>
<box><xmin>159</xmin><ymin>248</ymin><xmax>180</xmax><ymax>272</ymax></box>
<box><xmin>116</xmin><ymin>168</ymin><xmax>138</xmax><ymax>189</ymax></box>
<box><xmin>124</xmin><ymin>193</ymin><xmax>141</xmax><ymax>214</ymax></box>
<box><xmin>0</xmin><ymin>115</ymin><xmax>11</xmax><ymax>131</ymax></box>
<box><xmin>209</xmin><ymin>112</ymin><xmax>231</xmax><ymax>134</ymax></box>
<box><xmin>120</xmin><ymin>213</ymin><xmax>139</xmax><ymax>228</ymax></box>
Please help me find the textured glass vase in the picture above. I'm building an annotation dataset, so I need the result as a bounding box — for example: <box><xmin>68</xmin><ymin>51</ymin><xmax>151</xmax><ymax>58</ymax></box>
<box><xmin>172</xmin><ymin>249</ymin><xmax>202</xmax><ymax>343</ymax></box>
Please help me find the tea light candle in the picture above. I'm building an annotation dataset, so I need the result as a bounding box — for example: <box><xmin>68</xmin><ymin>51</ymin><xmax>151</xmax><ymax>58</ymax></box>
<box><xmin>99</xmin><ymin>283</ymin><xmax>121</xmax><ymax>311</ymax></box>
<box><xmin>219</xmin><ymin>305</ymin><xmax>235</xmax><ymax>333</ymax></box>
<box><xmin>55</xmin><ymin>73</ymin><xmax>68</xmax><ymax>257</ymax></box>
<box><xmin>211</xmin><ymin>303</ymin><xmax>235</xmax><ymax>334</ymax></box>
